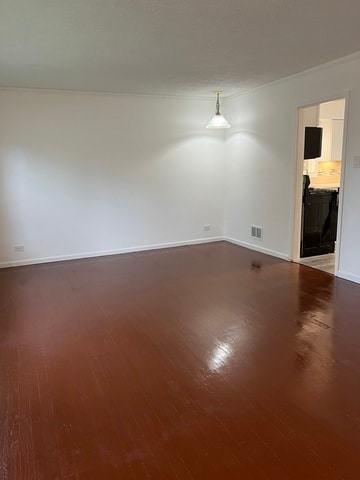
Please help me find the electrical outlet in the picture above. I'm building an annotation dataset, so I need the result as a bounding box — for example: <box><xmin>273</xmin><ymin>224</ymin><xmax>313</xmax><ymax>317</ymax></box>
<box><xmin>354</xmin><ymin>156</ymin><xmax>360</xmax><ymax>168</ymax></box>
<box><xmin>14</xmin><ymin>245</ymin><xmax>24</xmax><ymax>252</ymax></box>
<box><xmin>203</xmin><ymin>225</ymin><xmax>211</xmax><ymax>231</ymax></box>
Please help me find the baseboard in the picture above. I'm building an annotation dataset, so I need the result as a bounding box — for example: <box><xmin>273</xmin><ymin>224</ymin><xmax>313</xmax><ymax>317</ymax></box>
<box><xmin>0</xmin><ymin>236</ymin><xmax>224</xmax><ymax>269</ymax></box>
<box><xmin>2</xmin><ymin>236</ymin><xmax>358</xmax><ymax>283</ymax></box>
<box><xmin>224</xmin><ymin>236</ymin><xmax>290</xmax><ymax>261</ymax></box>
<box><xmin>337</xmin><ymin>270</ymin><xmax>360</xmax><ymax>284</ymax></box>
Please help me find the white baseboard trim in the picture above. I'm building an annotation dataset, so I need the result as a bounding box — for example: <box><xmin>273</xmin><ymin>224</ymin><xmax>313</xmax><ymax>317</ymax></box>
<box><xmin>2</xmin><ymin>236</ymin><xmax>358</xmax><ymax>284</ymax></box>
<box><xmin>0</xmin><ymin>236</ymin><xmax>224</xmax><ymax>269</ymax></box>
<box><xmin>224</xmin><ymin>236</ymin><xmax>290</xmax><ymax>261</ymax></box>
<box><xmin>337</xmin><ymin>270</ymin><xmax>360</xmax><ymax>284</ymax></box>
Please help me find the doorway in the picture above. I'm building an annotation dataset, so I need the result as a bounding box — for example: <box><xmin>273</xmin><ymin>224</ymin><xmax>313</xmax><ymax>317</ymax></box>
<box><xmin>292</xmin><ymin>98</ymin><xmax>347</xmax><ymax>275</ymax></box>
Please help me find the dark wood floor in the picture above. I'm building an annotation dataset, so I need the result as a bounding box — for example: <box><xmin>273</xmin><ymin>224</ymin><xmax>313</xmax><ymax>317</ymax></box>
<box><xmin>1</xmin><ymin>241</ymin><xmax>360</xmax><ymax>479</ymax></box>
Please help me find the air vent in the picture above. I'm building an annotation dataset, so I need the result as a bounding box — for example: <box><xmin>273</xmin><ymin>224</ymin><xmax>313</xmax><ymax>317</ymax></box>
<box><xmin>251</xmin><ymin>225</ymin><xmax>263</xmax><ymax>240</ymax></box>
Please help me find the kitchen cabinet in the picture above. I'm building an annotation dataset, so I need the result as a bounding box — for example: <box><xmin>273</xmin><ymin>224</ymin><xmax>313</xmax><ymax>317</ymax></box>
<box><xmin>330</xmin><ymin>119</ymin><xmax>344</xmax><ymax>160</ymax></box>
<box><xmin>318</xmin><ymin>119</ymin><xmax>344</xmax><ymax>161</ymax></box>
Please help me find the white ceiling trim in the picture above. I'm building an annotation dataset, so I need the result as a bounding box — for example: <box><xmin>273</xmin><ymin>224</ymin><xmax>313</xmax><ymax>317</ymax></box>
<box><xmin>0</xmin><ymin>86</ymin><xmax>215</xmax><ymax>101</ymax></box>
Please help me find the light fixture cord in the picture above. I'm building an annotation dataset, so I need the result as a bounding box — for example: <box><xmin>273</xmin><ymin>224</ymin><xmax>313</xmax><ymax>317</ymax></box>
<box><xmin>216</xmin><ymin>92</ymin><xmax>220</xmax><ymax>115</ymax></box>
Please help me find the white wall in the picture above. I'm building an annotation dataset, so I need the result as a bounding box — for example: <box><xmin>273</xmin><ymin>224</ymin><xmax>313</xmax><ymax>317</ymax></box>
<box><xmin>0</xmin><ymin>90</ymin><xmax>225</xmax><ymax>266</ymax></box>
<box><xmin>224</xmin><ymin>54</ymin><xmax>360</xmax><ymax>283</ymax></box>
<box><xmin>223</xmin><ymin>87</ymin><xmax>297</xmax><ymax>260</ymax></box>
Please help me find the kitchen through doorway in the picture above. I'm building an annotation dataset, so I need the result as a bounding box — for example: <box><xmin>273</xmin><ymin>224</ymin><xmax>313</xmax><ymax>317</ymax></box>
<box><xmin>293</xmin><ymin>98</ymin><xmax>346</xmax><ymax>275</ymax></box>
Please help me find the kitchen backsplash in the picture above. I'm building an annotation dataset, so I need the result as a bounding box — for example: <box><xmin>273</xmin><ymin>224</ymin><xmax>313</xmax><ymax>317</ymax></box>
<box><xmin>304</xmin><ymin>160</ymin><xmax>341</xmax><ymax>188</ymax></box>
<box><xmin>317</xmin><ymin>161</ymin><xmax>342</xmax><ymax>176</ymax></box>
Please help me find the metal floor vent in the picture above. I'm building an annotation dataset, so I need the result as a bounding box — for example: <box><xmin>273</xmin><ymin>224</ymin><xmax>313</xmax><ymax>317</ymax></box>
<box><xmin>251</xmin><ymin>225</ymin><xmax>263</xmax><ymax>240</ymax></box>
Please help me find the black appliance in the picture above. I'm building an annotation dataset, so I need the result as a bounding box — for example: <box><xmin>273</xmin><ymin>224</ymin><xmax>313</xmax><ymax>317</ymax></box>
<box><xmin>301</xmin><ymin>175</ymin><xmax>338</xmax><ymax>258</ymax></box>
<box><xmin>304</xmin><ymin>126</ymin><xmax>323</xmax><ymax>159</ymax></box>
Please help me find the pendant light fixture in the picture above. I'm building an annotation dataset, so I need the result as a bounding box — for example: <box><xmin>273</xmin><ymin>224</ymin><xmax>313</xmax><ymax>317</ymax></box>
<box><xmin>206</xmin><ymin>91</ymin><xmax>230</xmax><ymax>129</ymax></box>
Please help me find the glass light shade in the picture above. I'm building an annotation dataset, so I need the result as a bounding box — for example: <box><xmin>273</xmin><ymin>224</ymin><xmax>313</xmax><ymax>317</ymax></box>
<box><xmin>206</xmin><ymin>113</ymin><xmax>231</xmax><ymax>129</ymax></box>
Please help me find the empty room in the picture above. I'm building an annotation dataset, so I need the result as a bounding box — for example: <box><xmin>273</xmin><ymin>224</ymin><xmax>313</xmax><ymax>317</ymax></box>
<box><xmin>1</xmin><ymin>1</ymin><xmax>360</xmax><ymax>479</ymax></box>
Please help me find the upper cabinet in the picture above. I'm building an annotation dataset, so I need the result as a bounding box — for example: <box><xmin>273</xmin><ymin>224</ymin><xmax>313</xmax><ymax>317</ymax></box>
<box><xmin>331</xmin><ymin>120</ymin><xmax>344</xmax><ymax>161</ymax></box>
<box><xmin>318</xmin><ymin>119</ymin><xmax>344</xmax><ymax>161</ymax></box>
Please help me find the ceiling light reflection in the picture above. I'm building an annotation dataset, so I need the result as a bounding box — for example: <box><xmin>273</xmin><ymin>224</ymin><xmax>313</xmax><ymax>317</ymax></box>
<box><xmin>209</xmin><ymin>342</ymin><xmax>232</xmax><ymax>371</ymax></box>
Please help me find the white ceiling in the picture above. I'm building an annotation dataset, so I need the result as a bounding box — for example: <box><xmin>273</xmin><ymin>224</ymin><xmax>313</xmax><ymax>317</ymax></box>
<box><xmin>1</xmin><ymin>1</ymin><xmax>360</xmax><ymax>97</ymax></box>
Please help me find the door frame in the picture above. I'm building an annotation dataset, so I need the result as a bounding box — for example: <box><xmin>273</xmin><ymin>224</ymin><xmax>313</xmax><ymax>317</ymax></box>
<box><xmin>290</xmin><ymin>91</ymin><xmax>350</xmax><ymax>276</ymax></box>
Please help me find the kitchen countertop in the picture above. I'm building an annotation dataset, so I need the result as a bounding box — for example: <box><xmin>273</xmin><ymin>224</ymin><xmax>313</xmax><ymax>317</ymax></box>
<box><xmin>311</xmin><ymin>184</ymin><xmax>340</xmax><ymax>190</ymax></box>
